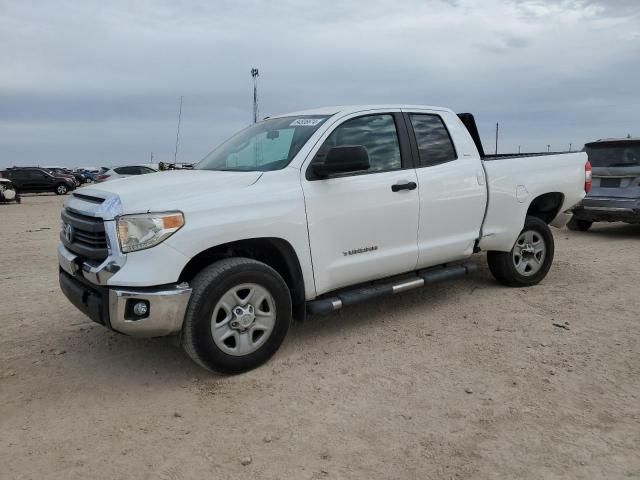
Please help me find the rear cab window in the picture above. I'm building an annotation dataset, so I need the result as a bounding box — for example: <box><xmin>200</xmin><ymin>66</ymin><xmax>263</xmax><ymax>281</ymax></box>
<box><xmin>408</xmin><ymin>113</ymin><xmax>457</xmax><ymax>167</ymax></box>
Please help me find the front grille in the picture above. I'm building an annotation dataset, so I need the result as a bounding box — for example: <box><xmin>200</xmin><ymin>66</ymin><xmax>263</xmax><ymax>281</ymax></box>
<box><xmin>60</xmin><ymin>208</ymin><xmax>109</xmax><ymax>262</ymax></box>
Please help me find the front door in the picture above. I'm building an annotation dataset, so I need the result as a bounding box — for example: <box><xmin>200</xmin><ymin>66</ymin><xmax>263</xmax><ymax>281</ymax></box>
<box><xmin>302</xmin><ymin>112</ymin><xmax>420</xmax><ymax>295</ymax></box>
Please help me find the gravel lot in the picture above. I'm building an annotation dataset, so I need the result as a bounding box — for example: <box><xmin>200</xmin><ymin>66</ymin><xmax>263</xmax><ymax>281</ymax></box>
<box><xmin>1</xmin><ymin>194</ymin><xmax>639</xmax><ymax>480</ymax></box>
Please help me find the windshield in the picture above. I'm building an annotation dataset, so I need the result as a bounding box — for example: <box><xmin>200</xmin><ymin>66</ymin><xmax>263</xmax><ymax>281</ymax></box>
<box><xmin>195</xmin><ymin>115</ymin><xmax>330</xmax><ymax>172</ymax></box>
<box><xmin>585</xmin><ymin>143</ymin><xmax>640</xmax><ymax>167</ymax></box>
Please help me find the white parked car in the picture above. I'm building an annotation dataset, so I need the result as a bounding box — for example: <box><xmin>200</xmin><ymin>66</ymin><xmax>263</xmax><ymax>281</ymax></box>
<box><xmin>94</xmin><ymin>165</ymin><xmax>157</xmax><ymax>183</ymax></box>
<box><xmin>58</xmin><ymin>104</ymin><xmax>590</xmax><ymax>374</ymax></box>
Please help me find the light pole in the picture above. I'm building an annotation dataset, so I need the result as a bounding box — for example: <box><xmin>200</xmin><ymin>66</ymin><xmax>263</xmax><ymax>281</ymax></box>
<box><xmin>251</xmin><ymin>68</ymin><xmax>259</xmax><ymax>123</ymax></box>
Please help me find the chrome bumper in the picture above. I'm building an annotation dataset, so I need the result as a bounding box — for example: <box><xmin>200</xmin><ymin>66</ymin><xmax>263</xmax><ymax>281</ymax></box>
<box><xmin>58</xmin><ymin>244</ymin><xmax>192</xmax><ymax>337</ymax></box>
<box><xmin>108</xmin><ymin>284</ymin><xmax>192</xmax><ymax>337</ymax></box>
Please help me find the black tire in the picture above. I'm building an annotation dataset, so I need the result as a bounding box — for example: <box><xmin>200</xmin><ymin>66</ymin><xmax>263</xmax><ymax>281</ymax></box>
<box><xmin>567</xmin><ymin>217</ymin><xmax>592</xmax><ymax>232</ymax></box>
<box><xmin>487</xmin><ymin>216</ymin><xmax>555</xmax><ymax>287</ymax></box>
<box><xmin>55</xmin><ymin>183</ymin><xmax>68</xmax><ymax>195</ymax></box>
<box><xmin>182</xmin><ymin>258</ymin><xmax>292</xmax><ymax>374</ymax></box>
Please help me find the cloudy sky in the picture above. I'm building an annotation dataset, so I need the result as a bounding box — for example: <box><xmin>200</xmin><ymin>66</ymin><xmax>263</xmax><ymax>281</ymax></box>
<box><xmin>1</xmin><ymin>0</ymin><xmax>638</xmax><ymax>168</ymax></box>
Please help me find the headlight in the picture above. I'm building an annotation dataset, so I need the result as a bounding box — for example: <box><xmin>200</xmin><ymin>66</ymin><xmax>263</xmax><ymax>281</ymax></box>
<box><xmin>116</xmin><ymin>212</ymin><xmax>184</xmax><ymax>253</ymax></box>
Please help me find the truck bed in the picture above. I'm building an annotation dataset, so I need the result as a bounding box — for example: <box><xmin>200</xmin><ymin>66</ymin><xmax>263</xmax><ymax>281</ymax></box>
<box><xmin>455</xmin><ymin>112</ymin><xmax>588</xmax><ymax>252</ymax></box>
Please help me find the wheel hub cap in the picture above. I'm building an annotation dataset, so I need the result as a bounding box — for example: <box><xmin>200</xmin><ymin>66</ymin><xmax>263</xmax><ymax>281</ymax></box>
<box><xmin>210</xmin><ymin>283</ymin><xmax>277</xmax><ymax>356</ymax></box>
<box><xmin>512</xmin><ymin>230</ymin><xmax>546</xmax><ymax>276</ymax></box>
<box><xmin>231</xmin><ymin>305</ymin><xmax>256</xmax><ymax>330</ymax></box>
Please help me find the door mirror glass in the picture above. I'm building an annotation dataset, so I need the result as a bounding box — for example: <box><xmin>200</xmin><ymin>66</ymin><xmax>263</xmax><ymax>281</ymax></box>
<box><xmin>313</xmin><ymin>145</ymin><xmax>370</xmax><ymax>177</ymax></box>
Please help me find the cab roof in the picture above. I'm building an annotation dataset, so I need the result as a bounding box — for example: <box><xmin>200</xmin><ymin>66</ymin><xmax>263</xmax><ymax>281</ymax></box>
<box><xmin>267</xmin><ymin>104</ymin><xmax>454</xmax><ymax>119</ymax></box>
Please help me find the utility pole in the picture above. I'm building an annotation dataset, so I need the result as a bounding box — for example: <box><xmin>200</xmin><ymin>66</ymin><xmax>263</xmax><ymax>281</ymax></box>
<box><xmin>569</xmin><ymin>143</ymin><xmax>572</xmax><ymax>152</ymax></box>
<box><xmin>174</xmin><ymin>96</ymin><xmax>183</xmax><ymax>163</ymax></box>
<box><xmin>518</xmin><ymin>145</ymin><xmax>521</xmax><ymax>154</ymax></box>
<box><xmin>150</xmin><ymin>152</ymin><xmax>154</xmax><ymax>163</ymax></box>
<box><xmin>547</xmin><ymin>144</ymin><xmax>551</xmax><ymax>153</ymax></box>
<box><xmin>251</xmin><ymin>68</ymin><xmax>259</xmax><ymax>123</ymax></box>
<box><xmin>495</xmin><ymin>122</ymin><xmax>499</xmax><ymax>155</ymax></box>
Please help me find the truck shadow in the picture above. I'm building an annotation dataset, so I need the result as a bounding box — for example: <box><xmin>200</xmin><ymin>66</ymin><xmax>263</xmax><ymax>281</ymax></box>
<box><xmin>57</xmin><ymin>267</ymin><xmax>499</xmax><ymax>382</ymax></box>
<box><xmin>575</xmin><ymin>223</ymin><xmax>640</xmax><ymax>239</ymax></box>
<box><xmin>287</xmin><ymin>265</ymin><xmax>499</xmax><ymax>346</ymax></box>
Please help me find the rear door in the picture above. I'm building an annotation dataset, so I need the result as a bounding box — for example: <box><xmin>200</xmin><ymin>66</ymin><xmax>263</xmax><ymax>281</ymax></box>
<box><xmin>29</xmin><ymin>170</ymin><xmax>53</xmax><ymax>191</ymax></box>
<box><xmin>404</xmin><ymin>110</ymin><xmax>487</xmax><ymax>268</ymax></box>
<box><xmin>302</xmin><ymin>111</ymin><xmax>420</xmax><ymax>295</ymax></box>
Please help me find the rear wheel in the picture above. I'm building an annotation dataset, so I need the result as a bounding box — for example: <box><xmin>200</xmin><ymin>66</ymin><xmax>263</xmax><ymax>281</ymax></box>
<box><xmin>487</xmin><ymin>216</ymin><xmax>555</xmax><ymax>287</ymax></box>
<box><xmin>567</xmin><ymin>217</ymin><xmax>592</xmax><ymax>232</ymax></box>
<box><xmin>182</xmin><ymin>258</ymin><xmax>292</xmax><ymax>374</ymax></box>
<box><xmin>55</xmin><ymin>183</ymin><xmax>68</xmax><ymax>195</ymax></box>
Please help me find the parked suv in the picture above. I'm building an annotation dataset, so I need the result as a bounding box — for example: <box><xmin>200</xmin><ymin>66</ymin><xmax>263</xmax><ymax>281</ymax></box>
<box><xmin>569</xmin><ymin>138</ymin><xmax>640</xmax><ymax>230</ymax></box>
<box><xmin>1</xmin><ymin>167</ymin><xmax>76</xmax><ymax>195</ymax></box>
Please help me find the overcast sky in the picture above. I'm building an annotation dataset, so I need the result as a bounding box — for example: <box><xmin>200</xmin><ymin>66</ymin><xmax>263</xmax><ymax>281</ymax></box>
<box><xmin>1</xmin><ymin>0</ymin><xmax>638</xmax><ymax>168</ymax></box>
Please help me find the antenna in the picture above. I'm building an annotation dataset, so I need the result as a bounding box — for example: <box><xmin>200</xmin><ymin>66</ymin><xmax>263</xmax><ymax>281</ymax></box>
<box><xmin>174</xmin><ymin>96</ymin><xmax>183</xmax><ymax>163</ymax></box>
<box><xmin>251</xmin><ymin>68</ymin><xmax>259</xmax><ymax>123</ymax></box>
<box><xmin>494</xmin><ymin>122</ymin><xmax>499</xmax><ymax>155</ymax></box>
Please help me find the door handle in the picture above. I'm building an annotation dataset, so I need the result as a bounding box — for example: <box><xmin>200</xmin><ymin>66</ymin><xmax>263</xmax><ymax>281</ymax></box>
<box><xmin>391</xmin><ymin>181</ymin><xmax>417</xmax><ymax>192</ymax></box>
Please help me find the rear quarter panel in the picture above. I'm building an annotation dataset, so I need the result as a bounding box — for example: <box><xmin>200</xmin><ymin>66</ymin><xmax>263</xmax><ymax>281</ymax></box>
<box><xmin>480</xmin><ymin>152</ymin><xmax>587</xmax><ymax>252</ymax></box>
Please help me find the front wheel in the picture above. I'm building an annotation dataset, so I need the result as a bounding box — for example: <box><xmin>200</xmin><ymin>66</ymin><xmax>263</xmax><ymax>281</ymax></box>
<box><xmin>487</xmin><ymin>216</ymin><xmax>555</xmax><ymax>287</ymax></box>
<box><xmin>55</xmin><ymin>184</ymin><xmax>68</xmax><ymax>195</ymax></box>
<box><xmin>567</xmin><ymin>217</ymin><xmax>592</xmax><ymax>232</ymax></box>
<box><xmin>181</xmin><ymin>258</ymin><xmax>292</xmax><ymax>374</ymax></box>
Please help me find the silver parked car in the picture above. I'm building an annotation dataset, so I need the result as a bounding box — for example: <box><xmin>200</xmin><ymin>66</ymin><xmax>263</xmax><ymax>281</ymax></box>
<box><xmin>569</xmin><ymin>138</ymin><xmax>640</xmax><ymax>230</ymax></box>
<box><xmin>94</xmin><ymin>165</ymin><xmax>157</xmax><ymax>183</ymax></box>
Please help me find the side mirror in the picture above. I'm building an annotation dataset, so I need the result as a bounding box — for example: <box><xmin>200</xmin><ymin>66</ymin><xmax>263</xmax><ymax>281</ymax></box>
<box><xmin>312</xmin><ymin>145</ymin><xmax>370</xmax><ymax>178</ymax></box>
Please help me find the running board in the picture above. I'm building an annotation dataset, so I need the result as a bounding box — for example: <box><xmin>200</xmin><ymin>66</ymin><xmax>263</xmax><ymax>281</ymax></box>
<box><xmin>306</xmin><ymin>262</ymin><xmax>478</xmax><ymax>315</ymax></box>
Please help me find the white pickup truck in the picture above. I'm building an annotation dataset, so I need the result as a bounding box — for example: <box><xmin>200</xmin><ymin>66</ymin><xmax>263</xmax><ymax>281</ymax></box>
<box><xmin>58</xmin><ymin>105</ymin><xmax>590</xmax><ymax>373</ymax></box>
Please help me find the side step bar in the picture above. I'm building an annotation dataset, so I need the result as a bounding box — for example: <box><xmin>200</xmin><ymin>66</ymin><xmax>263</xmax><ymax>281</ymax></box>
<box><xmin>306</xmin><ymin>262</ymin><xmax>478</xmax><ymax>315</ymax></box>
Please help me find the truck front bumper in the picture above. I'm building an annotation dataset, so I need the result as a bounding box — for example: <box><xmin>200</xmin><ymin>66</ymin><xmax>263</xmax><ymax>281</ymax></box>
<box><xmin>58</xmin><ymin>245</ymin><xmax>192</xmax><ymax>337</ymax></box>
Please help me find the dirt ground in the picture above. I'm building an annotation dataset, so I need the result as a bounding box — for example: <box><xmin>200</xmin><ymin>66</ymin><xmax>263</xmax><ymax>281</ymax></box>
<box><xmin>1</xmin><ymin>194</ymin><xmax>639</xmax><ymax>480</ymax></box>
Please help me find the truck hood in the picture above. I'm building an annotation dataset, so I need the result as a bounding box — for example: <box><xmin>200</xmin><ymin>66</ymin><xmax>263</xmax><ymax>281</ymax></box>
<box><xmin>75</xmin><ymin>170</ymin><xmax>263</xmax><ymax>217</ymax></box>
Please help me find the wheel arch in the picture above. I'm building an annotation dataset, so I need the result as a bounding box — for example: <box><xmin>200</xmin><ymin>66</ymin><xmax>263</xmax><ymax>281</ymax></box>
<box><xmin>526</xmin><ymin>192</ymin><xmax>565</xmax><ymax>224</ymax></box>
<box><xmin>178</xmin><ymin>237</ymin><xmax>307</xmax><ymax>321</ymax></box>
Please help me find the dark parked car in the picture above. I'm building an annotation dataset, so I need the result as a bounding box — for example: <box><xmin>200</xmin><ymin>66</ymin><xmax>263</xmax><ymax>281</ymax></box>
<box><xmin>1</xmin><ymin>167</ymin><xmax>76</xmax><ymax>195</ymax></box>
<box><xmin>73</xmin><ymin>168</ymin><xmax>95</xmax><ymax>182</ymax></box>
<box><xmin>45</xmin><ymin>167</ymin><xmax>83</xmax><ymax>186</ymax></box>
<box><xmin>569</xmin><ymin>138</ymin><xmax>640</xmax><ymax>230</ymax></box>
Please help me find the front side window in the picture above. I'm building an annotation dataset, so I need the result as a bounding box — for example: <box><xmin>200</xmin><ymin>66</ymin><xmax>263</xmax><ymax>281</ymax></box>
<box><xmin>409</xmin><ymin>114</ymin><xmax>457</xmax><ymax>166</ymax></box>
<box><xmin>196</xmin><ymin>115</ymin><xmax>329</xmax><ymax>172</ymax></box>
<box><xmin>316</xmin><ymin>114</ymin><xmax>401</xmax><ymax>173</ymax></box>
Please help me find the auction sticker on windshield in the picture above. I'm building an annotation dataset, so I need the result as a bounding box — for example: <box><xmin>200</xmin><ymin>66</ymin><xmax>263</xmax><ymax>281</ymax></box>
<box><xmin>290</xmin><ymin>119</ymin><xmax>324</xmax><ymax>127</ymax></box>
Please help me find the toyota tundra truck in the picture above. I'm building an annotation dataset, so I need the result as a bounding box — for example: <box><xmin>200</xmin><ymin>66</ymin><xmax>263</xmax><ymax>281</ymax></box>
<box><xmin>58</xmin><ymin>105</ymin><xmax>590</xmax><ymax>373</ymax></box>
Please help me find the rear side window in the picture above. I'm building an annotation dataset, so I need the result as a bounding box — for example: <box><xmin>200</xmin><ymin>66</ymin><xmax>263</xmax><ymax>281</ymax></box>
<box><xmin>318</xmin><ymin>114</ymin><xmax>401</xmax><ymax>173</ymax></box>
<box><xmin>409</xmin><ymin>114</ymin><xmax>457</xmax><ymax>167</ymax></box>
